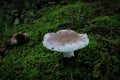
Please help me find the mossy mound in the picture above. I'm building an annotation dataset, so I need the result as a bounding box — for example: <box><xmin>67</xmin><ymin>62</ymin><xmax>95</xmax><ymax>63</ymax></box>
<box><xmin>0</xmin><ymin>2</ymin><xmax>120</xmax><ymax>80</ymax></box>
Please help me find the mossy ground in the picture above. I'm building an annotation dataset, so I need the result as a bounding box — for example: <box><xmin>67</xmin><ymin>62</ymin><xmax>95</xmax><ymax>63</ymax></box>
<box><xmin>0</xmin><ymin>2</ymin><xmax>120</xmax><ymax>80</ymax></box>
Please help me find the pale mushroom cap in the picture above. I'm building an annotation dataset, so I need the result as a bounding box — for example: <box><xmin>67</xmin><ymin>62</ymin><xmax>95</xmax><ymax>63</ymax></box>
<box><xmin>43</xmin><ymin>30</ymin><xmax>89</xmax><ymax>52</ymax></box>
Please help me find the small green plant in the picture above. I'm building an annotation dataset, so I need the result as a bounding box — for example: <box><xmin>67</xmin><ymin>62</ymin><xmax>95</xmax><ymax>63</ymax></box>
<box><xmin>0</xmin><ymin>15</ymin><xmax>11</xmax><ymax>37</ymax></box>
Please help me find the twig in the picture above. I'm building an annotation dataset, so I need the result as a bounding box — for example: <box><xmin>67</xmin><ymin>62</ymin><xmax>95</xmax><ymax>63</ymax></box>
<box><xmin>110</xmin><ymin>27</ymin><xmax>113</xmax><ymax>38</ymax></box>
<box><xmin>95</xmin><ymin>34</ymin><xmax>119</xmax><ymax>46</ymax></box>
<box><xmin>51</xmin><ymin>64</ymin><xmax>58</xmax><ymax>73</ymax></box>
<box><xmin>106</xmin><ymin>49</ymin><xmax>110</xmax><ymax>80</ymax></box>
<box><xmin>71</xmin><ymin>71</ymin><xmax>74</xmax><ymax>80</ymax></box>
<box><xmin>95</xmin><ymin>34</ymin><xmax>120</xmax><ymax>57</ymax></box>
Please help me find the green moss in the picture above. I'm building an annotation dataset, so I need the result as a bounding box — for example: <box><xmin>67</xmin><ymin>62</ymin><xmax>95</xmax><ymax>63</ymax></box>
<box><xmin>0</xmin><ymin>2</ymin><xmax>120</xmax><ymax>80</ymax></box>
<box><xmin>90</xmin><ymin>16</ymin><xmax>119</xmax><ymax>28</ymax></box>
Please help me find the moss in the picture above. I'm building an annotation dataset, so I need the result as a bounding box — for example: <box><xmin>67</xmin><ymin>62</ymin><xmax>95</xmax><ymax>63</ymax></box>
<box><xmin>0</xmin><ymin>2</ymin><xmax>120</xmax><ymax>80</ymax></box>
<box><xmin>90</xmin><ymin>16</ymin><xmax>120</xmax><ymax>28</ymax></box>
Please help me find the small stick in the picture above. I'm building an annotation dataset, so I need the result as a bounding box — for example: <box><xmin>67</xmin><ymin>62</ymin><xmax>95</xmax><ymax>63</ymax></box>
<box><xmin>95</xmin><ymin>34</ymin><xmax>118</xmax><ymax>46</ymax></box>
<box><xmin>110</xmin><ymin>27</ymin><xmax>113</xmax><ymax>38</ymax></box>
<box><xmin>71</xmin><ymin>71</ymin><xmax>74</xmax><ymax>80</ymax></box>
<box><xmin>95</xmin><ymin>34</ymin><xmax>120</xmax><ymax>51</ymax></box>
<box><xmin>51</xmin><ymin>64</ymin><xmax>58</xmax><ymax>72</ymax></box>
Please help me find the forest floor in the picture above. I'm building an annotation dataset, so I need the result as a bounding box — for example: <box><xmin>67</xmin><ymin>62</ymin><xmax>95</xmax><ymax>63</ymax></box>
<box><xmin>0</xmin><ymin>1</ymin><xmax>120</xmax><ymax>80</ymax></box>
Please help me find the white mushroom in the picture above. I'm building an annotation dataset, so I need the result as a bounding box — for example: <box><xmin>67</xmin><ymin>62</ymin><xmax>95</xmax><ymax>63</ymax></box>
<box><xmin>43</xmin><ymin>29</ymin><xmax>89</xmax><ymax>58</ymax></box>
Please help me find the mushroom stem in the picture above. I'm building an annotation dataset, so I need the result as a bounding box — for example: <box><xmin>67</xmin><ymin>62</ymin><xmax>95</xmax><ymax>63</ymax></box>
<box><xmin>63</xmin><ymin>51</ymin><xmax>74</xmax><ymax>58</ymax></box>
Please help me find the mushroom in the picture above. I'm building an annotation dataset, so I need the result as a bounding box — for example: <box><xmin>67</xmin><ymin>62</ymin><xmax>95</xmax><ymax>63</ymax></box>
<box><xmin>0</xmin><ymin>32</ymin><xmax>29</xmax><ymax>57</ymax></box>
<box><xmin>10</xmin><ymin>32</ymin><xmax>29</xmax><ymax>46</ymax></box>
<box><xmin>43</xmin><ymin>29</ymin><xmax>89</xmax><ymax>58</ymax></box>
